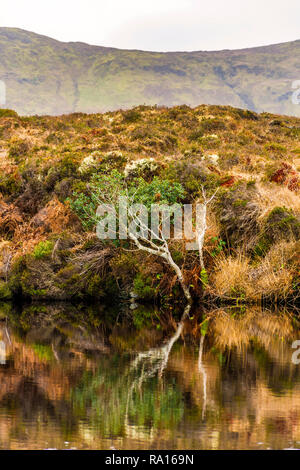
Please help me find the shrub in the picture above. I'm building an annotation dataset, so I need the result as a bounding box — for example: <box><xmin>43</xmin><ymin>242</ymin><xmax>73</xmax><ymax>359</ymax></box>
<box><xmin>232</xmin><ymin>108</ymin><xmax>258</xmax><ymax>121</ymax></box>
<box><xmin>133</xmin><ymin>273</ymin><xmax>156</xmax><ymax>301</ymax></box>
<box><xmin>217</xmin><ymin>184</ymin><xmax>261</xmax><ymax>250</ymax></box>
<box><xmin>8</xmin><ymin>138</ymin><xmax>30</xmax><ymax>162</ymax></box>
<box><xmin>254</xmin><ymin>207</ymin><xmax>300</xmax><ymax>256</ymax></box>
<box><xmin>122</xmin><ymin>109</ymin><xmax>141</xmax><ymax>123</ymax></box>
<box><xmin>264</xmin><ymin>142</ymin><xmax>287</xmax><ymax>153</ymax></box>
<box><xmin>200</xmin><ymin>118</ymin><xmax>226</xmax><ymax>133</ymax></box>
<box><xmin>0</xmin><ymin>109</ymin><xmax>18</xmax><ymax>118</ymax></box>
<box><xmin>0</xmin><ymin>280</ymin><xmax>12</xmax><ymax>300</ymax></box>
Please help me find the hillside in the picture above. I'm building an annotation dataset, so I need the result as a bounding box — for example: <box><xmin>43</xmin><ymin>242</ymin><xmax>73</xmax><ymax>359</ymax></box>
<box><xmin>0</xmin><ymin>104</ymin><xmax>299</xmax><ymax>305</ymax></box>
<box><xmin>0</xmin><ymin>28</ymin><xmax>300</xmax><ymax>116</ymax></box>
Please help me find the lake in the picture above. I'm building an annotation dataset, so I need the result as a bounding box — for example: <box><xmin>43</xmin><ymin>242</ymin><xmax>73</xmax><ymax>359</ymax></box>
<box><xmin>0</xmin><ymin>302</ymin><xmax>299</xmax><ymax>450</ymax></box>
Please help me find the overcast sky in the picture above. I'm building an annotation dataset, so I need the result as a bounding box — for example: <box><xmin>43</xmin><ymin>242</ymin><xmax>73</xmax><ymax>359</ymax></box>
<box><xmin>1</xmin><ymin>0</ymin><xmax>299</xmax><ymax>51</ymax></box>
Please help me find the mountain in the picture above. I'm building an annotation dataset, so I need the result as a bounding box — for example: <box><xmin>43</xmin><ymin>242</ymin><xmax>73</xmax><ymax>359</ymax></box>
<box><xmin>0</xmin><ymin>27</ymin><xmax>299</xmax><ymax>116</ymax></box>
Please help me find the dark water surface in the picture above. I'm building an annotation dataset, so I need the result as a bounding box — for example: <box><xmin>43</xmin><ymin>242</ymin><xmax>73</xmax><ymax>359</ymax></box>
<box><xmin>0</xmin><ymin>303</ymin><xmax>299</xmax><ymax>450</ymax></box>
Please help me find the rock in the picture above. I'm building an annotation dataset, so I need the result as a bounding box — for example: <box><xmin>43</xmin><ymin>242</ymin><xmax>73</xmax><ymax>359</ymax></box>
<box><xmin>124</xmin><ymin>158</ymin><xmax>158</xmax><ymax>177</ymax></box>
<box><xmin>78</xmin><ymin>153</ymin><xmax>99</xmax><ymax>174</ymax></box>
<box><xmin>130</xmin><ymin>291</ymin><xmax>139</xmax><ymax>299</ymax></box>
<box><xmin>130</xmin><ymin>303</ymin><xmax>139</xmax><ymax>310</ymax></box>
<box><xmin>205</xmin><ymin>154</ymin><xmax>219</xmax><ymax>165</ymax></box>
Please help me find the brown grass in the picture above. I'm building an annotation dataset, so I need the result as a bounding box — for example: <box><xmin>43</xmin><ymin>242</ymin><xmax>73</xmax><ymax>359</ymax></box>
<box><xmin>254</xmin><ymin>182</ymin><xmax>300</xmax><ymax>219</ymax></box>
<box><xmin>210</xmin><ymin>240</ymin><xmax>298</xmax><ymax>300</ymax></box>
<box><xmin>210</xmin><ymin>252</ymin><xmax>252</xmax><ymax>297</ymax></box>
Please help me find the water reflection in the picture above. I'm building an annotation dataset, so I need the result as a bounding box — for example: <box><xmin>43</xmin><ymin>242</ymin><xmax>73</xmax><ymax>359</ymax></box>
<box><xmin>0</xmin><ymin>303</ymin><xmax>299</xmax><ymax>450</ymax></box>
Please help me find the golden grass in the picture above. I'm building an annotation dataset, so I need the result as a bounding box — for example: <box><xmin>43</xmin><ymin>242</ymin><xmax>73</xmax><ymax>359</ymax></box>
<box><xmin>254</xmin><ymin>182</ymin><xmax>300</xmax><ymax>218</ymax></box>
<box><xmin>210</xmin><ymin>253</ymin><xmax>252</xmax><ymax>297</ymax></box>
<box><xmin>255</xmin><ymin>263</ymin><xmax>293</xmax><ymax>298</ymax></box>
<box><xmin>211</xmin><ymin>307</ymin><xmax>295</xmax><ymax>352</ymax></box>
<box><xmin>210</xmin><ymin>240</ymin><xmax>298</xmax><ymax>300</ymax></box>
<box><xmin>253</xmin><ymin>241</ymin><xmax>298</xmax><ymax>299</ymax></box>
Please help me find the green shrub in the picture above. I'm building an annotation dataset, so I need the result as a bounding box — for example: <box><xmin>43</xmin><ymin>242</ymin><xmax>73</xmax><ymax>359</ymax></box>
<box><xmin>122</xmin><ymin>109</ymin><xmax>141</xmax><ymax>123</ymax></box>
<box><xmin>264</xmin><ymin>142</ymin><xmax>287</xmax><ymax>153</ymax></box>
<box><xmin>232</xmin><ymin>108</ymin><xmax>258</xmax><ymax>121</ymax></box>
<box><xmin>133</xmin><ymin>273</ymin><xmax>156</xmax><ymax>301</ymax></box>
<box><xmin>0</xmin><ymin>109</ymin><xmax>18</xmax><ymax>118</ymax></box>
<box><xmin>254</xmin><ymin>207</ymin><xmax>300</xmax><ymax>256</ymax></box>
<box><xmin>200</xmin><ymin>118</ymin><xmax>226</xmax><ymax>132</ymax></box>
<box><xmin>8</xmin><ymin>138</ymin><xmax>30</xmax><ymax>162</ymax></box>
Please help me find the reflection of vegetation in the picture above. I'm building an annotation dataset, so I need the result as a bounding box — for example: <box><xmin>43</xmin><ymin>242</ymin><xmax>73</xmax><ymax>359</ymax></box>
<box><xmin>132</xmin><ymin>306</ymin><xmax>161</xmax><ymax>330</ymax></box>
<box><xmin>129</xmin><ymin>382</ymin><xmax>184</xmax><ymax>429</ymax></box>
<box><xmin>71</xmin><ymin>359</ymin><xmax>184</xmax><ymax>437</ymax></box>
<box><xmin>0</xmin><ymin>303</ymin><xmax>299</xmax><ymax>450</ymax></box>
<box><xmin>71</xmin><ymin>320</ymin><xmax>187</xmax><ymax>437</ymax></box>
<box><xmin>32</xmin><ymin>343</ymin><xmax>54</xmax><ymax>362</ymax></box>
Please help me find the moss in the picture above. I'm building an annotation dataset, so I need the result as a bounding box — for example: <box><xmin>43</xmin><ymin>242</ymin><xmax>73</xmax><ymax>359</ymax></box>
<box><xmin>54</xmin><ymin>263</ymin><xmax>118</xmax><ymax>300</ymax></box>
<box><xmin>33</xmin><ymin>240</ymin><xmax>54</xmax><ymax>259</ymax></box>
<box><xmin>8</xmin><ymin>255</ymin><xmax>27</xmax><ymax>296</ymax></box>
<box><xmin>23</xmin><ymin>286</ymin><xmax>48</xmax><ymax>297</ymax></box>
<box><xmin>0</xmin><ymin>173</ymin><xmax>22</xmax><ymax>195</ymax></box>
<box><xmin>8</xmin><ymin>254</ymin><xmax>60</xmax><ymax>300</ymax></box>
<box><xmin>254</xmin><ymin>207</ymin><xmax>300</xmax><ymax>256</ymax></box>
<box><xmin>0</xmin><ymin>281</ymin><xmax>12</xmax><ymax>300</ymax></box>
<box><xmin>54</xmin><ymin>264</ymin><xmax>81</xmax><ymax>295</ymax></box>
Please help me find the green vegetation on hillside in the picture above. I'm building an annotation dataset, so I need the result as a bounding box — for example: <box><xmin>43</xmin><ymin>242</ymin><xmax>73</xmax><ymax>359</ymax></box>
<box><xmin>0</xmin><ymin>28</ymin><xmax>300</xmax><ymax>116</ymax></box>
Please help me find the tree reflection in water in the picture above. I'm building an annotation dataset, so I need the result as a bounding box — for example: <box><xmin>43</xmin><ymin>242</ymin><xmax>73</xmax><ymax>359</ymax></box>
<box><xmin>0</xmin><ymin>303</ymin><xmax>299</xmax><ymax>450</ymax></box>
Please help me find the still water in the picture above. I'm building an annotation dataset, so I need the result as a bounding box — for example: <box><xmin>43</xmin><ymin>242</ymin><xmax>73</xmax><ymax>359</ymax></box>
<box><xmin>0</xmin><ymin>302</ymin><xmax>299</xmax><ymax>450</ymax></box>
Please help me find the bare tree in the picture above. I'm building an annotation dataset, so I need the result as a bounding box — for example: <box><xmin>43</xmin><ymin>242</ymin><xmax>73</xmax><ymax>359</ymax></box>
<box><xmin>81</xmin><ymin>175</ymin><xmax>218</xmax><ymax>306</ymax></box>
<box><xmin>125</xmin><ymin>187</ymin><xmax>218</xmax><ymax>305</ymax></box>
<box><xmin>198</xmin><ymin>334</ymin><xmax>207</xmax><ymax>420</ymax></box>
<box><xmin>196</xmin><ymin>187</ymin><xmax>219</xmax><ymax>271</ymax></box>
<box><xmin>127</xmin><ymin>203</ymin><xmax>193</xmax><ymax>305</ymax></box>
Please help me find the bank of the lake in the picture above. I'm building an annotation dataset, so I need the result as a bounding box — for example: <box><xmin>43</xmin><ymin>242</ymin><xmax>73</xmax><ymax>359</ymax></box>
<box><xmin>0</xmin><ymin>104</ymin><xmax>299</xmax><ymax>307</ymax></box>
